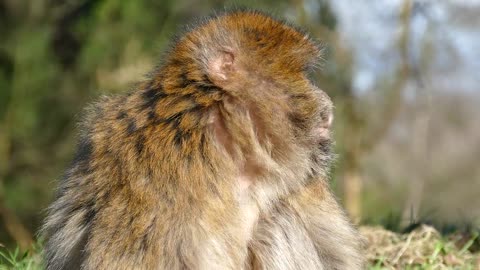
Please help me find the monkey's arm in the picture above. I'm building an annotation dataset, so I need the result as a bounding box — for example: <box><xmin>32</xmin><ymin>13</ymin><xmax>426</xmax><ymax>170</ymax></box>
<box><xmin>289</xmin><ymin>180</ymin><xmax>365</xmax><ymax>269</ymax></box>
<box><xmin>249</xmin><ymin>179</ymin><xmax>365</xmax><ymax>270</ymax></box>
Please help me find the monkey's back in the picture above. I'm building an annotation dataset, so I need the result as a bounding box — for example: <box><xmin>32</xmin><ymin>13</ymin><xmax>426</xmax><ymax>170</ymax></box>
<box><xmin>43</xmin><ymin>76</ymin><xmax>245</xmax><ymax>269</ymax></box>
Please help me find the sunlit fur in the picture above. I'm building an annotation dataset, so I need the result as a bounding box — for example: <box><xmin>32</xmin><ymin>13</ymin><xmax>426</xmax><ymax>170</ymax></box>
<box><xmin>42</xmin><ymin>10</ymin><xmax>364</xmax><ymax>270</ymax></box>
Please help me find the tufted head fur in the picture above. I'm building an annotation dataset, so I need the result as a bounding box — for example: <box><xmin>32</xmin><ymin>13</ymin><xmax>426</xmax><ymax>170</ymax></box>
<box><xmin>155</xmin><ymin>10</ymin><xmax>334</xmax><ymax>194</ymax></box>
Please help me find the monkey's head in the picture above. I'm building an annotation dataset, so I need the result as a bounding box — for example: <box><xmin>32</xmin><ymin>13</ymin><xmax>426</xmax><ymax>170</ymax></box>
<box><xmin>163</xmin><ymin>10</ymin><xmax>333</xmax><ymax>182</ymax></box>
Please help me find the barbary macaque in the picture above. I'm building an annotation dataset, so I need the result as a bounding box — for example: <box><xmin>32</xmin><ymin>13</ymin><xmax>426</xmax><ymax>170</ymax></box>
<box><xmin>43</xmin><ymin>10</ymin><xmax>364</xmax><ymax>270</ymax></box>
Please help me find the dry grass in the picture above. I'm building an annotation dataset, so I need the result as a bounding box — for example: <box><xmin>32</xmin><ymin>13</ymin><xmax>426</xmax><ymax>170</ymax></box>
<box><xmin>362</xmin><ymin>225</ymin><xmax>480</xmax><ymax>269</ymax></box>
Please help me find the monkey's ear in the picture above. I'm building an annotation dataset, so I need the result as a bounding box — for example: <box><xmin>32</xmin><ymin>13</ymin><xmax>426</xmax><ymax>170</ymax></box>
<box><xmin>207</xmin><ymin>49</ymin><xmax>236</xmax><ymax>85</ymax></box>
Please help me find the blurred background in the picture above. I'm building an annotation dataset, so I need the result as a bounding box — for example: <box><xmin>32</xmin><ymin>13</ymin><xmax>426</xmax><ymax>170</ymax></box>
<box><xmin>0</xmin><ymin>0</ymin><xmax>479</xmax><ymax>250</ymax></box>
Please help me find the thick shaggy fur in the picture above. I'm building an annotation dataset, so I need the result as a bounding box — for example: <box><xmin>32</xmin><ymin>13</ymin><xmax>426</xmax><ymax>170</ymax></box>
<box><xmin>42</xmin><ymin>10</ymin><xmax>364</xmax><ymax>269</ymax></box>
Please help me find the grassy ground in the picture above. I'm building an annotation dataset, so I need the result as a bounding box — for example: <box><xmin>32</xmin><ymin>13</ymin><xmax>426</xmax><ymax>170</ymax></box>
<box><xmin>362</xmin><ymin>225</ymin><xmax>479</xmax><ymax>269</ymax></box>
<box><xmin>1</xmin><ymin>226</ymin><xmax>479</xmax><ymax>269</ymax></box>
<box><xmin>0</xmin><ymin>244</ymin><xmax>42</xmax><ymax>270</ymax></box>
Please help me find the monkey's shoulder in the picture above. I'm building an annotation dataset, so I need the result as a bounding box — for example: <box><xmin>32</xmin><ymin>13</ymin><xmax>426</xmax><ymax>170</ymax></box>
<box><xmin>70</xmin><ymin>86</ymin><xmax>213</xmax><ymax>175</ymax></box>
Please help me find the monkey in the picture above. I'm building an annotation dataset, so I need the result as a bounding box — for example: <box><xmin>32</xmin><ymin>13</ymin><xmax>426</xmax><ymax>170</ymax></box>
<box><xmin>42</xmin><ymin>10</ymin><xmax>364</xmax><ymax>270</ymax></box>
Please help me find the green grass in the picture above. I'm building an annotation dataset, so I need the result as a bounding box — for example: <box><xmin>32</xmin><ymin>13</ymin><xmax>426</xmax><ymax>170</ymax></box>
<box><xmin>0</xmin><ymin>245</ymin><xmax>42</xmax><ymax>270</ymax></box>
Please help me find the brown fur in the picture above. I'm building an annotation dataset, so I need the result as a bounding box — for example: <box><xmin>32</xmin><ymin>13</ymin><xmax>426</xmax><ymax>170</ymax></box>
<box><xmin>42</xmin><ymin>10</ymin><xmax>364</xmax><ymax>270</ymax></box>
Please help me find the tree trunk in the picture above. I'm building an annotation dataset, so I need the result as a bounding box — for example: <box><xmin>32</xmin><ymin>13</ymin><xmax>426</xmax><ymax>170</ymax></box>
<box><xmin>0</xmin><ymin>199</ymin><xmax>34</xmax><ymax>250</ymax></box>
<box><xmin>343</xmin><ymin>164</ymin><xmax>362</xmax><ymax>223</ymax></box>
